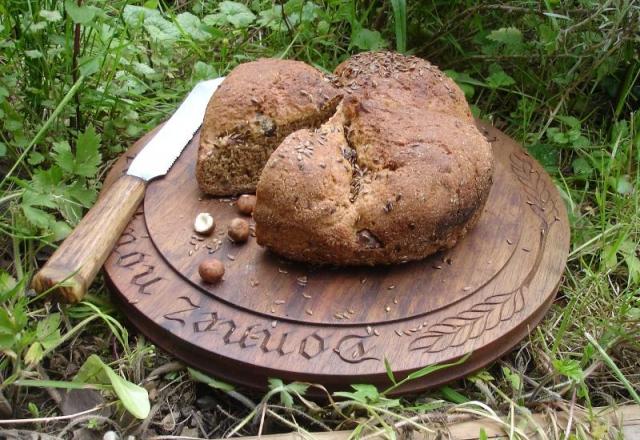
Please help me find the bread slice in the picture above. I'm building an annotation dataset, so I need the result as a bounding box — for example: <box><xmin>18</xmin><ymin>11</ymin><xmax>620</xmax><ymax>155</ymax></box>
<box><xmin>196</xmin><ymin>59</ymin><xmax>342</xmax><ymax>195</ymax></box>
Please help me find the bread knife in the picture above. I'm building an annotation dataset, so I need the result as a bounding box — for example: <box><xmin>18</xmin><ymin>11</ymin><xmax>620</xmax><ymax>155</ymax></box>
<box><xmin>32</xmin><ymin>78</ymin><xmax>225</xmax><ymax>303</ymax></box>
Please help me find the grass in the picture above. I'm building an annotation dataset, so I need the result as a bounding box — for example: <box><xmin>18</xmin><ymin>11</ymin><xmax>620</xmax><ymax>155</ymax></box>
<box><xmin>0</xmin><ymin>0</ymin><xmax>639</xmax><ymax>438</ymax></box>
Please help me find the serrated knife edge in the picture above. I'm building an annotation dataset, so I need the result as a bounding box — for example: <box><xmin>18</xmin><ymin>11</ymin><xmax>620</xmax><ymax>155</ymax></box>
<box><xmin>127</xmin><ymin>77</ymin><xmax>225</xmax><ymax>181</ymax></box>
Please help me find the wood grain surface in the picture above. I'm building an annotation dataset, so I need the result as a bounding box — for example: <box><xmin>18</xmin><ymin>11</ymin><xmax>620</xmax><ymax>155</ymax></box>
<box><xmin>102</xmin><ymin>121</ymin><xmax>570</xmax><ymax>394</ymax></box>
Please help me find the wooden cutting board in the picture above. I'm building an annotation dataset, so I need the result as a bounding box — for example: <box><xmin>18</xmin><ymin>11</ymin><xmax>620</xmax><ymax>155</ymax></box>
<box><xmin>102</xmin><ymin>121</ymin><xmax>569</xmax><ymax>394</ymax></box>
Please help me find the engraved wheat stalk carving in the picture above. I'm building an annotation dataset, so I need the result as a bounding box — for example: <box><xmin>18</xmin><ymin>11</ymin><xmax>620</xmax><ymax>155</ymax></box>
<box><xmin>409</xmin><ymin>151</ymin><xmax>558</xmax><ymax>353</ymax></box>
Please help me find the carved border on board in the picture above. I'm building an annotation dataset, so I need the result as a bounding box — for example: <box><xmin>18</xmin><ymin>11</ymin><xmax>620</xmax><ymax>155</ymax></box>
<box><xmin>409</xmin><ymin>151</ymin><xmax>560</xmax><ymax>353</ymax></box>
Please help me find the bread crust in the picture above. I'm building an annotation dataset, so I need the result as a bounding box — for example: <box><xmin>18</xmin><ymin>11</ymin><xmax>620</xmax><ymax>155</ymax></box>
<box><xmin>196</xmin><ymin>58</ymin><xmax>341</xmax><ymax>195</ymax></box>
<box><xmin>254</xmin><ymin>52</ymin><xmax>494</xmax><ymax>265</ymax></box>
<box><xmin>198</xmin><ymin>52</ymin><xmax>494</xmax><ymax>265</ymax></box>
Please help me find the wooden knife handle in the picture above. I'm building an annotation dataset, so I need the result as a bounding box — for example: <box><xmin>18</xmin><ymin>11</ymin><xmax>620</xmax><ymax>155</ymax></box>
<box><xmin>32</xmin><ymin>175</ymin><xmax>146</xmax><ymax>303</ymax></box>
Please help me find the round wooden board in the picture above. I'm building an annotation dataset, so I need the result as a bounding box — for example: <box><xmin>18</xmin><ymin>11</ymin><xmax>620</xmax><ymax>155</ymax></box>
<box><xmin>103</xmin><ymin>121</ymin><xmax>569</xmax><ymax>395</ymax></box>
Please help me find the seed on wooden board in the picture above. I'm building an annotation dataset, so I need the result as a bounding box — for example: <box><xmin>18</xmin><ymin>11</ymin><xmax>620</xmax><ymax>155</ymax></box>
<box><xmin>274</xmin><ymin>300</ymin><xmax>285</xmax><ymax>305</ymax></box>
<box><xmin>522</xmin><ymin>247</ymin><xmax>531</xmax><ymax>252</ymax></box>
<box><xmin>373</xmin><ymin>329</ymin><xmax>380</xmax><ymax>336</ymax></box>
<box><xmin>388</xmin><ymin>285</ymin><xmax>396</xmax><ymax>290</ymax></box>
<box><xmin>334</xmin><ymin>313</ymin><xmax>344</xmax><ymax>320</ymax></box>
<box><xmin>305</xmin><ymin>308</ymin><xmax>313</xmax><ymax>316</ymax></box>
<box><xmin>271</xmin><ymin>320</ymin><xmax>278</xmax><ymax>328</ymax></box>
<box><xmin>348</xmin><ymin>309</ymin><xmax>355</xmax><ymax>314</ymax></box>
<box><xmin>360</xmin><ymin>278</ymin><xmax>367</xmax><ymax>284</ymax></box>
<box><xmin>506</xmin><ymin>239</ymin><xmax>513</xmax><ymax>245</ymax></box>
<box><xmin>227</xmin><ymin>254</ymin><xmax>236</xmax><ymax>261</ymax></box>
<box><xmin>385</xmin><ymin>306</ymin><xmax>391</xmax><ymax>312</ymax></box>
<box><xmin>302</xmin><ymin>292</ymin><xmax>312</xmax><ymax>299</ymax></box>
<box><xmin>395</xmin><ymin>330</ymin><xmax>402</xmax><ymax>336</ymax></box>
<box><xmin>433</xmin><ymin>264</ymin><xmax>442</xmax><ymax>269</ymax></box>
<box><xmin>188</xmin><ymin>250</ymin><xmax>193</xmax><ymax>256</ymax></box>
<box><xmin>463</xmin><ymin>286</ymin><xmax>472</xmax><ymax>291</ymax></box>
<box><xmin>403</xmin><ymin>330</ymin><xmax>412</xmax><ymax>336</ymax></box>
<box><xmin>393</xmin><ymin>297</ymin><xmax>398</xmax><ymax>304</ymax></box>
<box><xmin>297</xmin><ymin>276</ymin><xmax>308</xmax><ymax>286</ymax></box>
<box><xmin>250</xmin><ymin>279</ymin><xmax>259</xmax><ymax>287</ymax></box>
<box><xmin>367</xmin><ymin>326</ymin><xmax>372</xmax><ymax>335</ymax></box>
<box><xmin>278</xmin><ymin>268</ymin><xmax>288</xmax><ymax>274</ymax></box>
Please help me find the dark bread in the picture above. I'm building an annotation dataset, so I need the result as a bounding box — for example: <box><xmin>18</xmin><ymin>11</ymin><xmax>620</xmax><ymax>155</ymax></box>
<box><xmin>199</xmin><ymin>52</ymin><xmax>494</xmax><ymax>265</ymax></box>
<box><xmin>196</xmin><ymin>58</ymin><xmax>341</xmax><ymax>195</ymax></box>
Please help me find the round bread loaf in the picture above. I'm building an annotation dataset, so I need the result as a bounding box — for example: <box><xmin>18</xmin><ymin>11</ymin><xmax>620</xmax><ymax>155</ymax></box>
<box><xmin>253</xmin><ymin>52</ymin><xmax>494</xmax><ymax>265</ymax></box>
<box><xmin>196</xmin><ymin>58</ymin><xmax>342</xmax><ymax>195</ymax></box>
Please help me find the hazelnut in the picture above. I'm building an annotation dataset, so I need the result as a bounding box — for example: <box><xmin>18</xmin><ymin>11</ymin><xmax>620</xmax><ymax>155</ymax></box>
<box><xmin>198</xmin><ymin>258</ymin><xmax>224</xmax><ymax>283</ymax></box>
<box><xmin>194</xmin><ymin>213</ymin><xmax>215</xmax><ymax>235</ymax></box>
<box><xmin>228</xmin><ymin>218</ymin><xmax>250</xmax><ymax>243</ymax></box>
<box><xmin>237</xmin><ymin>194</ymin><xmax>257</xmax><ymax>215</ymax></box>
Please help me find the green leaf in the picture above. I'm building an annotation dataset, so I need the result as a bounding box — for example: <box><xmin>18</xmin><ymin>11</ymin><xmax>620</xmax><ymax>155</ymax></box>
<box><xmin>527</xmin><ymin>143</ymin><xmax>559</xmax><ymax>170</ymax></box>
<box><xmin>52</xmin><ymin>221</ymin><xmax>72</xmax><ymax>241</ymax></box>
<box><xmin>65</xmin><ymin>0</ymin><xmax>96</xmax><ymax>24</ymax></box>
<box><xmin>0</xmin><ymin>271</ymin><xmax>17</xmax><ymax>295</ymax></box>
<box><xmin>123</xmin><ymin>5</ymin><xmax>160</xmax><ymax>28</ymax></box>
<box><xmin>439</xmin><ymin>386</ymin><xmax>469</xmax><ymax>404</ymax></box>
<box><xmin>445</xmin><ymin>70</ymin><xmax>483</xmax><ymax>98</ymax></box>
<box><xmin>347</xmin><ymin>384</ymin><xmax>379</xmax><ymax>403</ymax></box>
<box><xmin>621</xmin><ymin>243</ymin><xmax>640</xmax><ymax>283</ymax></box>
<box><xmin>14</xmin><ymin>379</ymin><xmax>100</xmax><ymax>390</ymax></box>
<box><xmin>351</xmin><ymin>28</ymin><xmax>387</xmax><ymax>51</ymax></box>
<box><xmin>23</xmin><ymin>189</ymin><xmax>56</xmax><ymax>209</ymax></box>
<box><xmin>144</xmin><ymin>15</ymin><xmax>180</xmax><ymax>44</ymax></box>
<box><xmin>79</xmin><ymin>55</ymin><xmax>101</xmax><ymax>77</ymax></box>
<box><xmin>285</xmin><ymin>382</ymin><xmax>309</xmax><ymax>396</ymax></box>
<box><xmin>487</xmin><ymin>27</ymin><xmax>523</xmax><ymax>48</ymax></box>
<box><xmin>27</xmin><ymin>151</ymin><xmax>45</xmax><ymax>165</ymax></box>
<box><xmin>217</xmin><ymin>2</ymin><xmax>256</xmax><ymax>28</ymax></box>
<box><xmin>501</xmin><ymin>366</ymin><xmax>521</xmax><ymax>390</ymax></box>
<box><xmin>390</xmin><ymin>0</ymin><xmax>407</xmax><ymax>52</ymax></box>
<box><xmin>104</xmin><ymin>367</ymin><xmax>150</xmax><ymax>419</ymax></box>
<box><xmin>615</xmin><ymin>175</ymin><xmax>634</xmax><ymax>195</ymax></box>
<box><xmin>188</xmin><ymin>368</ymin><xmax>235</xmax><ymax>392</ymax></box>
<box><xmin>22</xmin><ymin>206</ymin><xmax>55</xmax><ymax>229</ymax></box>
<box><xmin>0</xmin><ymin>142</ymin><xmax>6</xmax><ymax>158</ymax></box>
<box><xmin>176</xmin><ymin>12</ymin><xmax>210</xmax><ymax>41</ymax></box>
<box><xmin>557</xmin><ymin>115</ymin><xmax>581</xmax><ymax>129</ymax></box>
<box><xmin>0</xmin><ymin>273</ymin><xmax>21</xmax><ymax>304</ymax></box>
<box><xmin>384</xmin><ymin>358</ymin><xmax>397</xmax><ymax>384</ymax></box>
<box><xmin>24</xmin><ymin>342</ymin><xmax>44</xmax><ymax>365</ymax></box>
<box><xmin>74</xmin><ymin>355</ymin><xmax>150</xmax><ymax>419</ymax></box>
<box><xmin>30</xmin><ymin>22</ymin><xmax>48</xmax><ymax>32</ymax></box>
<box><xmin>39</xmin><ymin>9</ymin><xmax>63</xmax><ymax>22</ymax></box>
<box><xmin>52</xmin><ymin>127</ymin><xmax>102</xmax><ymax>177</ymax></box>
<box><xmin>52</xmin><ymin>141</ymin><xmax>75</xmax><ymax>174</ymax></box>
<box><xmin>486</xmin><ymin>64</ymin><xmax>515</xmax><ymax>89</ymax></box>
<box><xmin>74</xmin><ymin>354</ymin><xmax>109</xmax><ymax>384</ymax></box>
<box><xmin>66</xmin><ymin>181</ymin><xmax>97</xmax><ymax>207</ymax></box>
<box><xmin>25</xmin><ymin>50</ymin><xmax>43</xmax><ymax>59</ymax></box>
<box><xmin>572</xmin><ymin>157</ymin><xmax>592</xmax><ymax>177</ymax></box>
<box><xmin>552</xmin><ymin>358</ymin><xmax>584</xmax><ymax>382</ymax></box>
<box><xmin>74</xmin><ymin>126</ymin><xmax>102</xmax><ymax>177</ymax></box>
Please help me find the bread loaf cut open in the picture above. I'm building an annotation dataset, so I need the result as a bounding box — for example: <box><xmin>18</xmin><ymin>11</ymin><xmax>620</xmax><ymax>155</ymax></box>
<box><xmin>197</xmin><ymin>52</ymin><xmax>494</xmax><ymax>265</ymax></box>
<box><xmin>196</xmin><ymin>58</ymin><xmax>342</xmax><ymax>196</ymax></box>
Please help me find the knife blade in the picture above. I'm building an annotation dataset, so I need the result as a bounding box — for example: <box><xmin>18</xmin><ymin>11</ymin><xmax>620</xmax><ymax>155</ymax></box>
<box><xmin>32</xmin><ymin>78</ymin><xmax>225</xmax><ymax>303</ymax></box>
